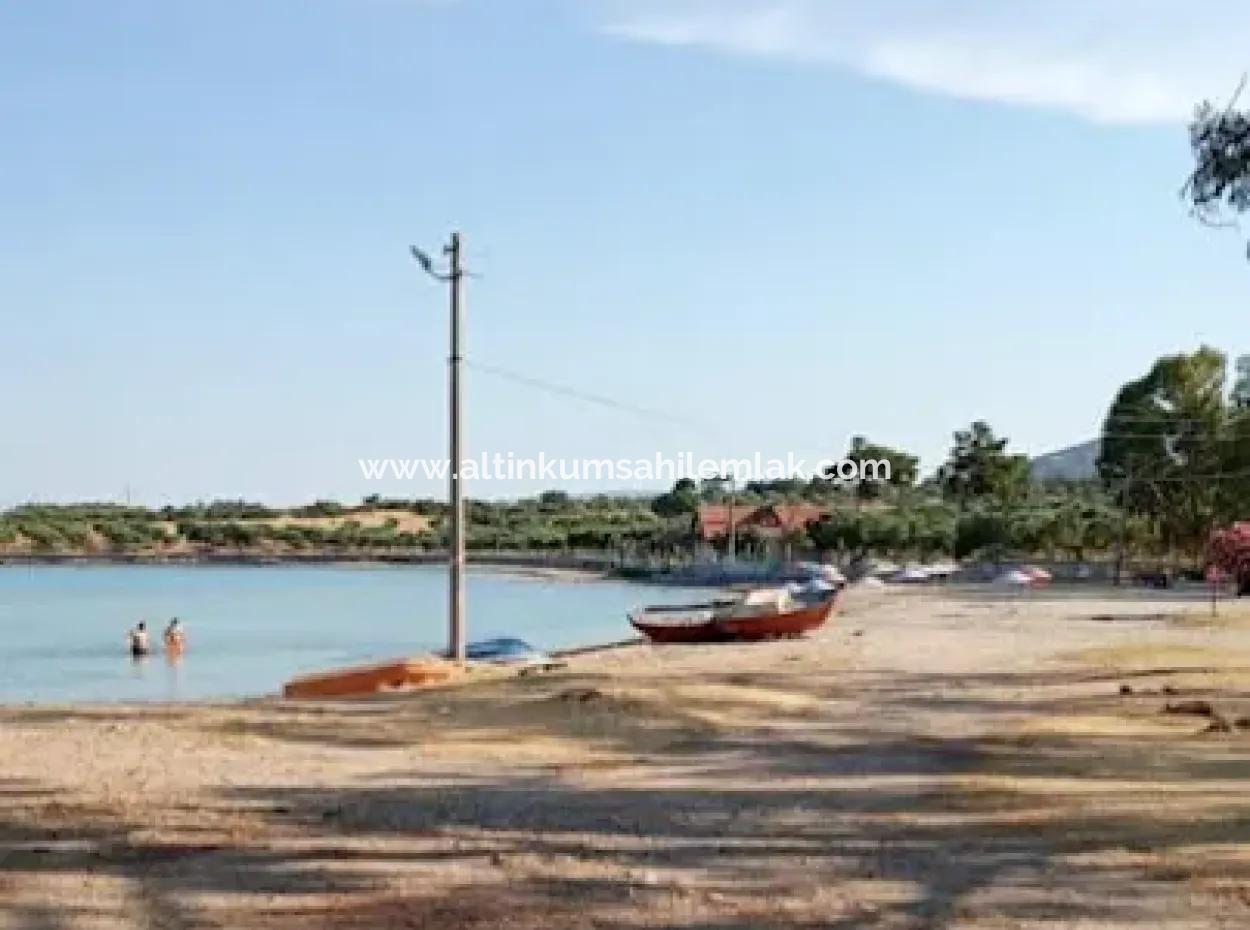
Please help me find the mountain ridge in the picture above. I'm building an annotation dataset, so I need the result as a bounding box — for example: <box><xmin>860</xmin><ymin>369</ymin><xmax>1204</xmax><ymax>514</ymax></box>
<box><xmin>1029</xmin><ymin>439</ymin><xmax>1100</xmax><ymax>482</ymax></box>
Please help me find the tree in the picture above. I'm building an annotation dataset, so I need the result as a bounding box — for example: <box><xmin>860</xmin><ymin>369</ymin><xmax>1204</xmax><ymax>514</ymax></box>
<box><xmin>1231</xmin><ymin>355</ymin><xmax>1250</xmax><ymax>409</ymax></box>
<box><xmin>808</xmin><ymin>513</ymin><xmax>863</xmax><ymax>558</ymax></box>
<box><xmin>1047</xmin><ymin>501</ymin><xmax>1104</xmax><ymax>561</ymax></box>
<box><xmin>295</xmin><ymin>500</ymin><xmax>345</xmax><ymax>518</ymax></box>
<box><xmin>1098</xmin><ymin>347</ymin><xmax>1227</xmax><ymax>553</ymax></box>
<box><xmin>938</xmin><ymin>422</ymin><xmax>1028</xmax><ymax>508</ymax></box>
<box><xmin>1008</xmin><ymin>511</ymin><xmax>1051</xmax><ymax>558</ymax></box>
<box><xmin>1185</xmin><ymin>91</ymin><xmax>1250</xmax><ymax>258</ymax></box>
<box><xmin>698</xmin><ymin>475</ymin><xmax>732</xmax><ymax>501</ymax></box>
<box><xmin>904</xmin><ymin>505</ymin><xmax>956</xmax><ymax>560</ymax></box>
<box><xmin>840</xmin><ymin>436</ymin><xmax>919</xmax><ymax>501</ymax></box>
<box><xmin>954</xmin><ymin>512</ymin><xmax>1009</xmax><ymax>560</ymax></box>
<box><xmin>651</xmin><ymin>478</ymin><xmax>700</xmax><ymax>517</ymax></box>
<box><xmin>744</xmin><ymin>478</ymin><xmax>807</xmax><ymax>499</ymax></box>
<box><xmin>538</xmin><ymin>490</ymin><xmax>572</xmax><ymax>509</ymax></box>
<box><xmin>859</xmin><ymin>511</ymin><xmax>906</xmax><ymax>555</ymax></box>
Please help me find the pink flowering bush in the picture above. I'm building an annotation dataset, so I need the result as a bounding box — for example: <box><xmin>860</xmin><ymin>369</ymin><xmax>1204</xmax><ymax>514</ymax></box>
<box><xmin>1208</xmin><ymin>523</ymin><xmax>1250</xmax><ymax>590</ymax></box>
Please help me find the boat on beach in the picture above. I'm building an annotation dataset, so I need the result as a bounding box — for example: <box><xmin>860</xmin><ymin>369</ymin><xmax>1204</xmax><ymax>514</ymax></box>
<box><xmin>465</xmin><ymin>637</ymin><xmax>550</xmax><ymax>665</ymax></box>
<box><xmin>629</xmin><ymin>584</ymin><xmax>841</xmax><ymax>644</ymax></box>
<box><xmin>282</xmin><ymin>656</ymin><xmax>459</xmax><ymax>699</ymax></box>
<box><xmin>627</xmin><ymin>601</ymin><xmax>732</xmax><ymax>643</ymax></box>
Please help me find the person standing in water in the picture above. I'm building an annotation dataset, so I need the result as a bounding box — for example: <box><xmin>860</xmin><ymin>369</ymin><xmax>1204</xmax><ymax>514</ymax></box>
<box><xmin>163</xmin><ymin>618</ymin><xmax>185</xmax><ymax>657</ymax></box>
<box><xmin>128</xmin><ymin>621</ymin><xmax>151</xmax><ymax>659</ymax></box>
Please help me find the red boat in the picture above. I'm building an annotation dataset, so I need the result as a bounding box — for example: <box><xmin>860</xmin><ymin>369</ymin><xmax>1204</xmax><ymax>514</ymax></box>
<box><xmin>629</xmin><ymin>587</ymin><xmax>840</xmax><ymax>644</ymax></box>
<box><xmin>626</xmin><ymin>601</ymin><xmax>729</xmax><ymax>643</ymax></box>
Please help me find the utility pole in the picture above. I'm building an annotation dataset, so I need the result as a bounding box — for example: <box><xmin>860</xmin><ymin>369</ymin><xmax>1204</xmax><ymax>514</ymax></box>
<box><xmin>446</xmin><ymin>233</ymin><xmax>465</xmax><ymax>663</ymax></box>
<box><xmin>411</xmin><ymin>233</ymin><xmax>467</xmax><ymax>662</ymax></box>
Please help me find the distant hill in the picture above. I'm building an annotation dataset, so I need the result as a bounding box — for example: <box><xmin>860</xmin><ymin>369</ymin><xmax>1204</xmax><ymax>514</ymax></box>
<box><xmin>1030</xmin><ymin>440</ymin><xmax>1100</xmax><ymax>483</ymax></box>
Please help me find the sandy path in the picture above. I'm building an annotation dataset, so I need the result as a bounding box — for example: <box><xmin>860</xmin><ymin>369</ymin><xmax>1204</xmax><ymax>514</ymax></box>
<box><xmin>2</xmin><ymin>586</ymin><xmax>1250</xmax><ymax>928</ymax></box>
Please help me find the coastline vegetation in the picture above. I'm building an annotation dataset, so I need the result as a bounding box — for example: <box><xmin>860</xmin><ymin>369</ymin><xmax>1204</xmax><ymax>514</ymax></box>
<box><xmin>4</xmin><ymin>346</ymin><xmax>1249</xmax><ymax>569</ymax></box>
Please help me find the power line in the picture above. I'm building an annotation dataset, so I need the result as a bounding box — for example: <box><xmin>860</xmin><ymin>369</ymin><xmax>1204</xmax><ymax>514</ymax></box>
<box><xmin>1096</xmin><ymin>465</ymin><xmax>1250</xmax><ymax>483</ymax></box>
<box><xmin>1100</xmin><ymin>416</ymin><xmax>1230</xmax><ymax>424</ymax></box>
<box><xmin>465</xmin><ymin>359</ymin><xmax>722</xmax><ymax>436</ymax></box>
<box><xmin>464</xmin><ymin>362</ymin><xmax>1250</xmax><ymax>479</ymax></box>
<box><xmin>1139</xmin><ymin>468</ymin><xmax>1250</xmax><ymax>482</ymax></box>
<box><xmin>1055</xmin><ymin>429</ymin><xmax>1250</xmax><ymax>443</ymax></box>
<box><xmin>1099</xmin><ymin>433</ymin><xmax>1250</xmax><ymax>442</ymax></box>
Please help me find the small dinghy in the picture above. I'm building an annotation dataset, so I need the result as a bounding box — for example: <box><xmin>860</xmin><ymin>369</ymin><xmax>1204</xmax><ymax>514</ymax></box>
<box><xmin>282</xmin><ymin>656</ymin><xmax>459</xmax><ymax>699</ymax></box>
<box><xmin>465</xmin><ymin>637</ymin><xmax>550</xmax><ymax>665</ymax></box>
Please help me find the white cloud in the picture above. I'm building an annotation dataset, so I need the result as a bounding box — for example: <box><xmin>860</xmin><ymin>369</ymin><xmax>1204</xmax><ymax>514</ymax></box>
<box><xmin>594</xmin><ymin>0</ymin><xmax>1249</xmax><ymax>124</ymax></box>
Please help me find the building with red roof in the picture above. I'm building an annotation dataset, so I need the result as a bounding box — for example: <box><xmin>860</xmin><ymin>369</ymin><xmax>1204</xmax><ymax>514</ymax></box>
<box><xmin>696</xmin><ymin>503</ymin><xmax>829</xmax><ymax>542</ymax></box>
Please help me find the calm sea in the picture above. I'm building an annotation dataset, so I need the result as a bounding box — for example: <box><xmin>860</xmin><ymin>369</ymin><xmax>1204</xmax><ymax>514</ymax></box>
<box><xmin>0</xmin><ymin>564</ymin><xmax>694</xmax><ymax>703</ymax></box>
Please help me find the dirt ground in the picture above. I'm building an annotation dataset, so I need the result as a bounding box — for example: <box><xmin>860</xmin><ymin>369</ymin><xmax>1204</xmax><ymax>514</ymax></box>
<box><xmin>3</xmin><ymin>585</ymin><xmax>1250</xmax><ymax>929</ymax></box>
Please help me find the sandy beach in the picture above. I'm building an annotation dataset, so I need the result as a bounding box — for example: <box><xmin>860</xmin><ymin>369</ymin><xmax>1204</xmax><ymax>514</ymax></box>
<box><xmin>3</xmin><ymin>585</ymin><xmax>1250</xmax><ymax>929</ymax></box>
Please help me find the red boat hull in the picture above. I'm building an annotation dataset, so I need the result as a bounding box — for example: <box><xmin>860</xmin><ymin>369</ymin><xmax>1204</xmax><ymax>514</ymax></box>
<box><xmin>628</xmin><ymin>600</ymin><xmax>727</xmax><ymax>643</ymax></box>
<box><xmin>628</xmin><ymin>616</ymin><xmax>724</xmax><ymax>643</ymax></box>
<box><xmin>714</xmin><ymin>593</ymin><xmax>838</xmax><ymax>641</ymax></box>
<box><xmin>629</xmin><ymin>592</ymin><xmax>839</xmax><ymax>644</ymax></box>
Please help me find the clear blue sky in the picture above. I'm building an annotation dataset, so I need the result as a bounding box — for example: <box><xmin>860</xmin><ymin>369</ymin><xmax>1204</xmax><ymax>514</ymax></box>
<box><xmin>4</xmin><ymin>0</ymin><xmax>1250</xmax><ymax>504</ymax></box>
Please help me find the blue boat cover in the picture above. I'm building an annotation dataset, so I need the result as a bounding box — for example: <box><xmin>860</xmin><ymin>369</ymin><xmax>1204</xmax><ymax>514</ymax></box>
<box><xmin>465</xmin><ymin>637</ymin><xmax>545</xmax><ymax>662</ymax></box>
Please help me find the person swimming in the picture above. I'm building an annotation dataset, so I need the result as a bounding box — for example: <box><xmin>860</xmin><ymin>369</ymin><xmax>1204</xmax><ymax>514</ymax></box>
<box><xmin>163</xmin><ymin>618</ymin><xmax>185</xmax><ymax>656</ymax></box>
<box><xmin>128</xmin><ymin>621</ymin><xmax>151</xmax><ymax>659</ymax></box>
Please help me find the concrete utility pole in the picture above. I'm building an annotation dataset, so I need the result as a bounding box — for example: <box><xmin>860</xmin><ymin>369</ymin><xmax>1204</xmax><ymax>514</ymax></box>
<box><xmin>411</xmin><ymin>233</ymin><xmax>467</xmax><ymax>662</ymax></box>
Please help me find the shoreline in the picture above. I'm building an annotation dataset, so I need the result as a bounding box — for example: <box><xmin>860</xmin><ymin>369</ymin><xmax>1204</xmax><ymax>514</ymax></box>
<box><xmin>0</xmin><ymin>551</ymin><xmax>626</xmax><ymax>582</ymax></box>
<box><xmin>0</xmin><ymin>550</ymin><xmax>612</xmax><ymax>566</ymax></box>
<box><xmin>3</xmin><ymin>587</ymin><xmax>1249</xmax><ymax>927</ymax></box>
<box><xmin>0</xmin><ymin>552</ymin><xmax>771</xmax><ymax>588</ymax></box>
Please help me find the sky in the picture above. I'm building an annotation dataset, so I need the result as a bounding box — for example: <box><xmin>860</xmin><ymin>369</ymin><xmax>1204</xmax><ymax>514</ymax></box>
<box><xmin>3</xmin><ymin>0</ymin><xmax>1250</xmax><ymax>504</ymax></box>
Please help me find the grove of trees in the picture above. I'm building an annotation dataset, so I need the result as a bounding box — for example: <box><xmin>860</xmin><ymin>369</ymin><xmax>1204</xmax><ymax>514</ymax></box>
<box><xmin>3</xmin><ymin>347</ymin><xmax>1248</xmax><ymax>570</ymax></box>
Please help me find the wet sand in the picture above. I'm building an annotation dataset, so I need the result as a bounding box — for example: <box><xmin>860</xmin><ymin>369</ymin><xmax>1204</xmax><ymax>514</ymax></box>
<box><xmin>3</xmin><ymin>585</ymin><xmax>1250</xmax><ymax>928</ymax></box>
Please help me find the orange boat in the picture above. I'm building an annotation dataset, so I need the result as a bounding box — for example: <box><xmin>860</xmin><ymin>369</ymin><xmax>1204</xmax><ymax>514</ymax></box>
<box><xmin>629</xmin><ymin>587</ymin><xmax>840</xmax><ymax>644</ymax></box>
<box><xmin>282</xmin><ymin>656</ymin><xmax>459</xmax><ymax>699</ymax></box>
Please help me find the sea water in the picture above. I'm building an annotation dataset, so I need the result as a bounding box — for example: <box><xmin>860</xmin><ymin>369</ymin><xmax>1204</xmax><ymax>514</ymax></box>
<box><xmin>0</xmin><ymin>564</ymin><xmax>692</xmax><ymax>702</ymax></box>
